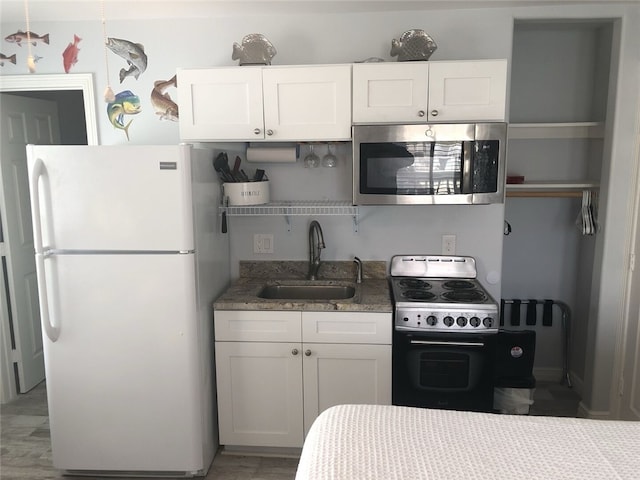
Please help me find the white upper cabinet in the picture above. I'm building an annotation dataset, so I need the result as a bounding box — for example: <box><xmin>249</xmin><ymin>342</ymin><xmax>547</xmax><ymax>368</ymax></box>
<box><xmin>352</xmin><ymin>59</ymin><xmax>507</xmax><ymax>123</ymax></box>
<box><xmin>262</xmin><ymin>65</ymin><xmax>352</xmax><ymax>141</ymax></box>
<box><xmin>177</xmin><ymin>65</ymin><xmax>352</xmax><ymax>142</ymax></box>
<box><xmin>177</xmin><ymin>67</ymin><xmax>264</xmax><ymax>141</ymax></box>
<box><xmin>352</xmin><ymin>62</ymin><xmax>429</xmax><ymax>123</ymax></box>
<box><xmin>428</xmin><ymin>60</ymin><xmax>507</xmax><ymax>122</ymax></box>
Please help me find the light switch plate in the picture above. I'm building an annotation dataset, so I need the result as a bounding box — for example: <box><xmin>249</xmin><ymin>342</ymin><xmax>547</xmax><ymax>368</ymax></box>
<box><xmin>254</xmin><ymin>234</ymin><xmax>274</xmax><ymax>254</ymax></box>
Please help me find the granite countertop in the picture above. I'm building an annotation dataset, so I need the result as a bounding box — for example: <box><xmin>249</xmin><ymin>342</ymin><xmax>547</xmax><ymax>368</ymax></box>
<box><xmin>214</xmin><ymin>261</ymin><xmax>393</xmax><ymax>312</ymax></box>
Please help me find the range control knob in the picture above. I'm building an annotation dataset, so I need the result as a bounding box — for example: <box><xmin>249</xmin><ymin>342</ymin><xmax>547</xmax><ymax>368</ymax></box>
<box><xmin>426</xmin><ymin>315</ymin><xmax>438</xmax><ymax>326</ymax></box>
<box><xmin>456</xmin><ymin>316</ymin><xmax>467</xmax><ymax>327</ymax></box>
<box><xmin>443</xmin><ymin>316</ymin><xmax>454</xmax><ymax>327</ymax></box>
<box><xmin>469</xmin><ymin>316</ymin><xmax>481</xmax><ymax>328</ymax></box>
<box><xmin>483</xmin><ymin>317</ymin><xmax>494</xmax><ymax>328</ymax></box>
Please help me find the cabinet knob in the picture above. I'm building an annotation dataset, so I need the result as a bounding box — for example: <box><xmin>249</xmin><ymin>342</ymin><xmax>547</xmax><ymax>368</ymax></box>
<box><xmin>418</xmin><ymin>110</ymin><xmax>425</xmax><ymax>117</ymax></box>
<box><xmin>304</xmin><ymin>349</ymin><xmax>312</xmax><ymax>357</ymax></box>
<box><xmin>266</xmin><ymin>129</ymin><xmax>274</xmax><ymax>136</ymax></box>
<box><xmin>254</xmin><ymin>128</ymin><xmax>261</xmax><ymax>135</ymax></box>
<box><xmin>292</xmin><ymin>348</ymin><xmax>299</xmax><ymax>356</ymax></box>
<box><xmin>430</xmin><ymin>110</ymin><xmax>439</xmax><ymax>117</ymax></box>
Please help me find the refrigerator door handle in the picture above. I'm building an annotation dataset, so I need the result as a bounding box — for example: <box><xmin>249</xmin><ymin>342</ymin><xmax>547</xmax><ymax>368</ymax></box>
<box><xmin>29</xmin><ymin>157</ymin><xmax>47</xmax><ymax>255</ymax></box>
<box><xmin>35</xmin><ymin>253</ymin><xmax>60</xmax><ymax>342</ymax></box>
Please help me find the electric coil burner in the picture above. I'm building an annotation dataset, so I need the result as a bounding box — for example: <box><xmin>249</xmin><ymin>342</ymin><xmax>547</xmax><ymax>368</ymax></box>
<box><xmin>390</xmin><ymin>255</ymin><xmax>498</xmax><ymax>333</ymax></box>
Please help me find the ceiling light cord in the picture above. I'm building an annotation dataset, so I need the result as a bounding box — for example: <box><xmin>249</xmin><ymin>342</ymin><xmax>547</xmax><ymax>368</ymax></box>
<box><xmin>24</xmin><ymin>0</ymin><xmax>35</xmax><ymax>73</ymax></box>
<box><xmin>101</xmin><ymin>0</ymin><xmax>115</xmax><ymax>102</ymax></box>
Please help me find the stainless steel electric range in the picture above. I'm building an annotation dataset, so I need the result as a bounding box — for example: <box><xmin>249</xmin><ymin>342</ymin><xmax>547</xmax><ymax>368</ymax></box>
<box><xmin>390</xmin><ymin>255</ymin><xmax>499</xmax><ymax>333</ymax></box>
<box><xmin>389</xmin><ymin>255</ymin><xmax>499</xmax><ymax>412</ymax></box>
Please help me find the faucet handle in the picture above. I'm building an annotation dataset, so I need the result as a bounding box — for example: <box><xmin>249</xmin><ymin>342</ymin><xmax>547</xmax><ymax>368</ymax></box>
<box><xmin>353</xmin><ymin>256</ymin><xmax>363</xmax><ymax>284</ymax></box>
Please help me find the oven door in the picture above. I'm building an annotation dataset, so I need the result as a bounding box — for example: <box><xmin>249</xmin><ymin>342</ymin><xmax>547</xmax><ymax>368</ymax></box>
<box><xmin>392</xmin><ymin>330</ymin><xmax>496</xmax><ymax>412</ymax></box>
<box><xmin>352</xmin><ymin>123</ymin><xmax>506</xmax><ymax>205</ymax></box>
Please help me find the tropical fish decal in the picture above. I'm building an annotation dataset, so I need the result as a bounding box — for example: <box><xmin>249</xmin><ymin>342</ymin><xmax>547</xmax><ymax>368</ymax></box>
<box><xmin>0</xmin><ymin>53</ymin><xmax>16</xmax><ymax>66</ymax></box>
<box><xmin>106</xmin><ymin>37</ymin><xmax>148</xmax><ymax>83</ymax></box>
<box><xmin>4</xmin><ymin>30</ymin><xmax>50</xmax><ymax>47</ymax></box>
<box><xmin>107</xmin><ymin>90</ymin><xmax>141</xmax><ymax>141</ymax></box>
<box><xmin>62</xmin><ymin>34</ymin><xmax>81</xmax><ymax>73</ymax></box>
<box><xmin>33</xmin><ymin>54</ymin><xmax>43</xmax><ymax>63</ymax></box>
<box><xmin>150</xmin><ymin>75</ymin><xmax>178</xmax><ymax>122</ymax></box>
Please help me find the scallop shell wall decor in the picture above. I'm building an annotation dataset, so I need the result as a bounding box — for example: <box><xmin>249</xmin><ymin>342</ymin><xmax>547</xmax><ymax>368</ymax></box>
<box><xmin>390</xmin><ymin>29</ymin><xmax>437</xmax><ymax>61</ymax></box>
<box><xmin>232</xmin><ymin>34</ymin><xmax>277</xmax><ymax>66</ymax></box>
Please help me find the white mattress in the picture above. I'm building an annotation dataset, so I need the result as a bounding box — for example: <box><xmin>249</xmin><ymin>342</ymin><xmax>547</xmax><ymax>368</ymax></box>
<box><xmin>296</xmin><ymin>404</ymin><xmax>640</xmax><ymax>480</ymax></box>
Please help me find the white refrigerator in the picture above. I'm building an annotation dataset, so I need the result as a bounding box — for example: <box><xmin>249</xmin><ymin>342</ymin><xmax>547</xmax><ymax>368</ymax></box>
<box><xmin>26</xmin><ymin>144</ymin><xmax>230</xmax><ymax>476</ymax></box>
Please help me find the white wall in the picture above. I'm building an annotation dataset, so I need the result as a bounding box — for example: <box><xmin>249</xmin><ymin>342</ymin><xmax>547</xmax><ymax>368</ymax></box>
<box><xmin>2</xmin><ymin>1</ymin><xmax>639</xmax><ymax>417</ymax></box>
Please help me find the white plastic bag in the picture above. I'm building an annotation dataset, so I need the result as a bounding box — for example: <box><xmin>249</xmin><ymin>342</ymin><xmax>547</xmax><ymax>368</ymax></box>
<box><xmin>494</xmin><ymin>387</ymin><xmax>535</xmax><ymax>414</ymax></box>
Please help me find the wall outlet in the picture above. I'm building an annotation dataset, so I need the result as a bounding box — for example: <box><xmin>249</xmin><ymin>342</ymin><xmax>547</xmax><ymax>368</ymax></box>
<box><xmin>254</xmin><ymin>234</ymin><xmax>274</xmax><ymax>254</ymax></box>
<box><xmin>442</xmin><ymin>234</ymin><xmax>456</xmax><ymax>255</ymax></box>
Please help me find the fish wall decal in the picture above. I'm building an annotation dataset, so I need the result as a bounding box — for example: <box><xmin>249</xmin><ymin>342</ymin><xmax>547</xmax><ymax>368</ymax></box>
<box><xmin>62</xmin><ymin>34</ymin><xmax>81</xmax><ymax>73</ymax></box>
<box><xmin>0</xmin><ymin>53</ymin><xmax>16</xmax><ymax>66</ymax></box>
<box><xmin>4</xmin><ymin>30</ymin><xmax>50</xmax><ymax>47</ymax></box>
<box><xmin>107</xmin><ymin>90</ymin><xmax>141</xmax><ymax>141</ymax></box>
<box><xmin>106</xmin><ymin>37</ymin><xmax>148</xmax><ymax>83</ymax></box>
<box><xmin>150</xmin><ymin>75</ymin><xmax>179</xmax><ymax>122</ymax></box>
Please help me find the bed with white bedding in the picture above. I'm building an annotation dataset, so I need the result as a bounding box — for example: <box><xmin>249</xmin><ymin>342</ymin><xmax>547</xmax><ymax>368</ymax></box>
<box><xmin>295</xmin><ymin>404</ymin><xmax>640</xmax><ymax>480</ymax></box>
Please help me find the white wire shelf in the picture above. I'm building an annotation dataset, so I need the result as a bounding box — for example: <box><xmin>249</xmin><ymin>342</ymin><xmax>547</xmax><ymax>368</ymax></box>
<box><xmin>221</xmin><ymin>201</ymin><xmax>359</xmax><ymax>217</ymax></box>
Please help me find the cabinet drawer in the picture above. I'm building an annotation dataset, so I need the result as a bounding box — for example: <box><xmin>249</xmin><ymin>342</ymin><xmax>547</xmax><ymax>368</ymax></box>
<box><xmin>302</xmin><ymin>312</ymin><xmax>392</xmax><ymax>344</ymax></box>
<box><xmin>214</xmin><ymin>310</ymin><xmax>301</xmax><ymax>342</ymax></box>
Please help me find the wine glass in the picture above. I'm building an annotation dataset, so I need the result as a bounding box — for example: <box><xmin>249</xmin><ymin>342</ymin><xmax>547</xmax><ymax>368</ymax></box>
<box><xmin>303</xmin><ymin>144</ymin><xmax>320</xmax><ymax>168</ymax></box>
<box><xmin>322</xmin><ymin>143</ymin><xmax>337</xmax><ymax>168</ymax></box>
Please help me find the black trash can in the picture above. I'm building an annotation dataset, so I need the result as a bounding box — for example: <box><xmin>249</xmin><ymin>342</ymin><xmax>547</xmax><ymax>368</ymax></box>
<box><xmin>493</xmin><ymin>330</ymin><xmax>536</xmax><ymax>414</ymax></box>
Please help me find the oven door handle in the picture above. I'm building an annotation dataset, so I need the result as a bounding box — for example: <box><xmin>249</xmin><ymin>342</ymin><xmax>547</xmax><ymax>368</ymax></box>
<box><xmin>410</xmin><ymin>340</ymin><xmax>485</xmax><ymax>347</ymax></box>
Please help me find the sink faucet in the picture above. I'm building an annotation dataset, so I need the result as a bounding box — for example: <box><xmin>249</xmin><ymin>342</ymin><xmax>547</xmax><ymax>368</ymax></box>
<box><xmin>353</xmin><ymin>256</ymin><xmax>363</xmax><ymax>284</ymax></box>
<box><xmin>307</xmin><ymin>220</ymin><xmax>325</xmax><ymax>280</ymax></box>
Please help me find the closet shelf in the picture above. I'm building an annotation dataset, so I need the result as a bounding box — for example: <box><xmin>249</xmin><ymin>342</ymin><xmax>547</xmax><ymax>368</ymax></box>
<box><xmin>221</xmin><ymin>200</ymin><xmax>358</xmax><ymax>217</ymax></box>
<box><xmin>506</xmin><ymin>182</ymin><xmax>599</xmax><ymax>198</ymax></box>
<box><xmin>507</xmin><ymin>122</ymin><xmax>604</xmax><ymax>139</ymax></box>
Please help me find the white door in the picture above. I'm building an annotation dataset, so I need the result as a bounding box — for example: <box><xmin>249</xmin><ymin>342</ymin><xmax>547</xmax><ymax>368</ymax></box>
<box><xmin>619</xmin><ymin>165</ymin><xmax>640</xmax><ymax>420</ymax></box>
<box><xmin>428</xmin><ymin>60</ymin><xmax>507</xmax><ymax>121</ymax></box>
<box><xmin>262</xmin><ymin>65</ymin><xmax>352</xmax><ymax>141</ymax></box>
<box><xmin>177</xmin><ymin>67</ymin><xmax>265</xmax><ymax>141</ymax></box>
<box><xmin>0</xmin><ymin>94</ymin><xmax>60</xmax><ymax>393</ymax></box>
<box><xmin>352</xmin><ymin>62</ymin><xmax>429</xmax><ymax>123</ymax></box>
<box><xmin>302</xmin><ymin>343</ymin><xmax>392</xmax><ymax>435</ymax></box>
<box><xmin>215</xmin><ymin>341</ymin><xmax>304</xmax><ymax>447</ymax></box>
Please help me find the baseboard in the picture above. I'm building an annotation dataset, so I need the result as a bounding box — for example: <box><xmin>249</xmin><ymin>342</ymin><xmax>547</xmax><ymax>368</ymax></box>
<box><xmin>532</xmin><ymin>367</ymin><xmax>564</xmax><ymax>382</ymax></box>
<box><xmin>221</xmin><ymin>445</ymin><xmax>301</xmax><ymax>458</ymax></box>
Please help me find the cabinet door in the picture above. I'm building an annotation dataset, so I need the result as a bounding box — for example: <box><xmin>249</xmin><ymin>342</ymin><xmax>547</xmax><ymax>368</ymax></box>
<box><xmin>262</xmin><ymin>65</ymin><xmax>352</xmax><ymax>141</ymax></box>
<box><xmin>427</xmin><ymin>60</ymin><xmax>507</xmax><ymax>122</ymax></box>
<box><xmin>352</xmin><ymin>62</ymin><xmax>428</xmax><ymax>123</ymax></box>
<box><xmin>302</xmin><ymin>343</ymin><xmax>391</xmax><ymax>435</ymax></box>
<box><xmin>177</xmin><ymin>67</ymin><xmax>265</xmax><ymax>141</ymax></box>
<box><xmin>215</xmin><ymin>341</ymin><xmax>304</xmax><ymax>447</ymax></box>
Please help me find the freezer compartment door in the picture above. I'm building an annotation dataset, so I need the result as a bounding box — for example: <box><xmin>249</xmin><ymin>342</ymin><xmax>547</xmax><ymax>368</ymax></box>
<box><xmin>42</xmin><ymin>253</ymin><xmax>209</xmax><ymax>472</ymax></box>
<box><xmin>27</xmin><ymin>145</ymin><xmax>197</xmax><ymax>252</ymax></box>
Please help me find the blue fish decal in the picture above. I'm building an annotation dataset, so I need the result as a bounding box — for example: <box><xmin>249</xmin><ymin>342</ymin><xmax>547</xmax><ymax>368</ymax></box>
<box><xmin>107</xmin><ymin>90</ymin><xmax>141</xmax><ymax>141</ymax></box>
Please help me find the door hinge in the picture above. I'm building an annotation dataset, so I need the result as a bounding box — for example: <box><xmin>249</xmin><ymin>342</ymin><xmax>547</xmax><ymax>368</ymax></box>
<box><xmin>10</xmin><ymin>349</ymin><xmax>21</xmax><ymax>363</ymax></box>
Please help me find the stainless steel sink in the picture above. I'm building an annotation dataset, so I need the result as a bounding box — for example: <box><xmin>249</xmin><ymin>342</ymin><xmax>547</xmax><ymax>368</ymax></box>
<box><xmin>257</xmin><ymin>284</ymin><xmax>356</xmax><ymax>300</ymax></box>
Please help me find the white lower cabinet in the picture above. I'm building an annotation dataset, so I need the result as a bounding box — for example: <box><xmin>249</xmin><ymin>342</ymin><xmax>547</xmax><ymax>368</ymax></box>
<box><xmin>214</xmin><ymin>310</ymin><xmax>391</xmax><ymax>448</ymax></box>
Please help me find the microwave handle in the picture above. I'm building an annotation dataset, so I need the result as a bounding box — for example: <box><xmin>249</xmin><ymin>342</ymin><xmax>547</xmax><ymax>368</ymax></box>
<box><xmin>461</xmin><ymin>141</ymin><xmax>473</xmax><ymax>193</ymax></box>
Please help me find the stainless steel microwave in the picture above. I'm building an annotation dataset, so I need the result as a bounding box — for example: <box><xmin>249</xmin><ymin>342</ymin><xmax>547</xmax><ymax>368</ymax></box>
<box><xmin>353</xmin><ymin>123</ymin><xmax>507</xmax><ymax>205</ymax></box>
